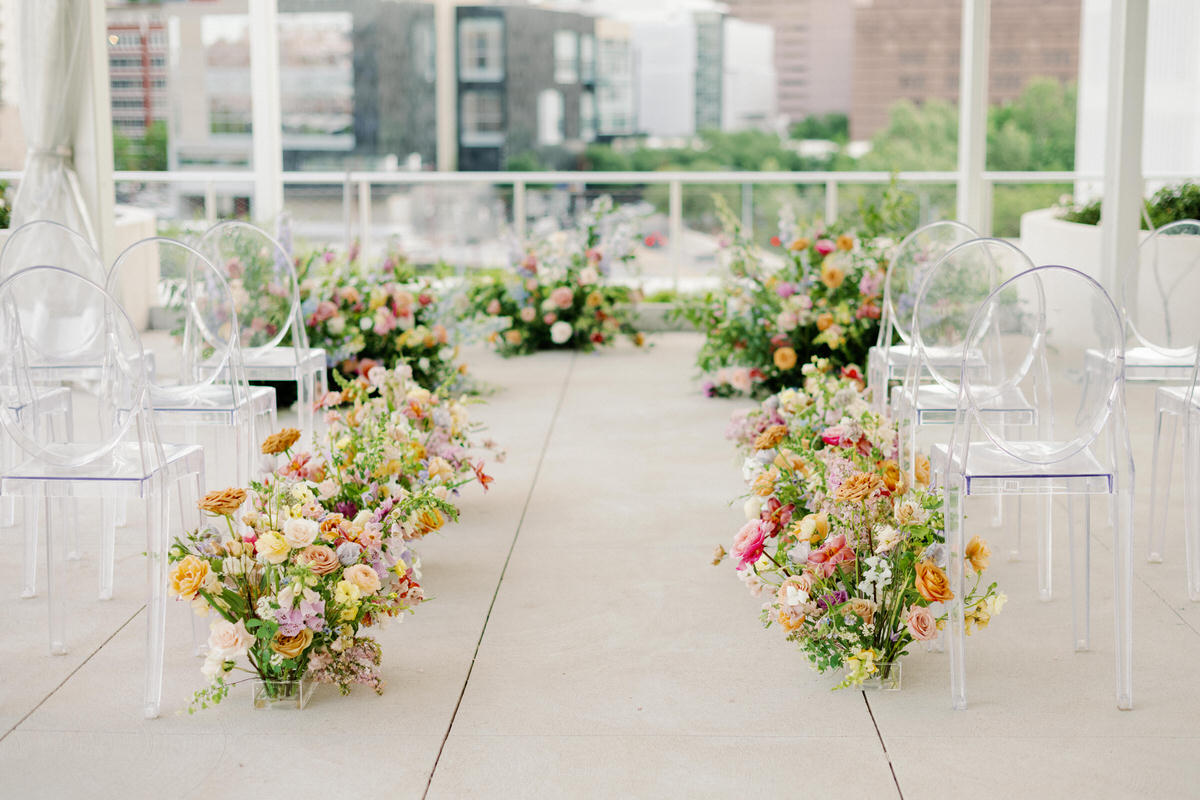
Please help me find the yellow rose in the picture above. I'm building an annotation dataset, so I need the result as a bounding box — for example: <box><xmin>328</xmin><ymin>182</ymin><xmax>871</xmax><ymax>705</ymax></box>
<box><xmin>255</xmin><ymin>531</ymin><xmax>290</xmax><ymax>565</ymax></box>
<box><xmin>773</xmin><ymin>346</ymin><xmax>798</xmax><ymax>371</ymax></box>
<box><xmin>788</xmin><ymin>237</ymin><xmax>810</xmax><ymax>252</ymax></box>
<box><xmin>915</xmin><ymin>560</ymin><xmax>954</xmax><ymax>603</ymax></box>
<box><xmin>836</xmin><ymin>234</ymin><xmax>855</xmax><ymax>251</ymax></box>
<box><xmin>168</xmin><ymin>555</ymin><xmax>210</xmax><ymax>601</ymax></box>
<box><xmin>820</xmin><ymin>259</ymin><xmax>845</xmax><ymax>290</ymax></box>
<box><xmin>270</xmin><ymin>628</ymin><xmax>314</xmax><ymax>659</ymax></box>
<box><xmin>816</xmin><ymin>312</ymin><xmax>835</xmax><ymax>332</ymax></box>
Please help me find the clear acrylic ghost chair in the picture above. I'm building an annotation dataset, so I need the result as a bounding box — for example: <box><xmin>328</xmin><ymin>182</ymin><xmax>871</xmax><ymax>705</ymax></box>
<box><xmin>894</xmin><ymin>238</ymin><xmax>1040</xmax><ymax>556</ymax></box>
<box><xmin>934</xmin><ymin>265</ymin><xmax>1134</xmax><ymax>710</ymax></box>
<box><xmin>108</xmin><ymin>237</ymin><xmax>276</xmax><ymax>488</ymax></box>
<box><xmin>867</xmin><ymin>220</ymin><xmax>980</xmax><ymax>413</ymax></box>
<box><xmin>0</xmin><ymin>266</ymin><xmax>204</xmax><ymax>718</ymax></box>
<box><xmin>1121</xmin><ymin>220</ymin><xmax>1200</xmax><ymax>563</ymax></box>
<box><xmin>196</xmin><ymin>221</ymin><xmax>326</xmax><ymax>442</ymax></box>
<box><xmin>0</xmin><ymin>219</ymin><xmax>154</xmax><ymax>383</ymax></box>
<box><xmin>1152</xmin><ymin>339</ymin><xmax>1200</xmax><ymax>598</ymax></box>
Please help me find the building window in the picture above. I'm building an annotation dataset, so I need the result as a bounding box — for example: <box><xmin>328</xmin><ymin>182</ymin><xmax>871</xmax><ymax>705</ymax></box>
<box><xmin>580</xmin><ymin>33</ymin><xmax>595</xmax><ymax>83</ymax></box>
<box><xmin>461</xmin><ymin>89</ymin><xmax>504</xmax><ymax>146</ymax></box>
<box><xmin>580</xmin><ymin>91</ymin><xmax>596</xmax><ymax>142</ymax></box>
<box><xmin>459</xmin><ymin>17</ymin><xmax>503</xmax><ymax>82</ymax></box>
<box><xmin>554</xmin><ymin>31</ymin><xmax>578</xmax><ymax>84</ymax></box>
<box><xmin>412</xmin><ymin>20</ymin><xmax>436</xmax><ymax>83</ymax></box>
<box><xmin>537</xmin><ymin>89</ymin><xmax>564</xmax><ymax>145</ymax></box>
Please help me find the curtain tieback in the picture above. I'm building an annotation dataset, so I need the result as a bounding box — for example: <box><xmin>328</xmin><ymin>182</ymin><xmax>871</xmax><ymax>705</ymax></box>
<box><xmin>27</xmin><ymin>145</ymin><xmax>73</xmax><ymax>160</ymax></box>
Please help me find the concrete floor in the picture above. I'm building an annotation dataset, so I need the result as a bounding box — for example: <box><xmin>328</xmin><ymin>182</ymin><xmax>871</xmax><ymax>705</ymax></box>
<box><xmin>1</xmin><ymin>332</ymin><xmax>1199</xmax><ymax>798</ymax></box>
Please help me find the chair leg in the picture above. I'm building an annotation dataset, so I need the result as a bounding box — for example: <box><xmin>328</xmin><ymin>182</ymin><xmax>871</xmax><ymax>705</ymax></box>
<box><xmin>1148</xmin><ymin>408</ymin><xmax>1177</xmax><ymax>563</ymax></box>
<box><xmin>946</xmin><ymin>479</ymin><xmax>968</xmax><ymax>710</ymax></box>
<box><xmin>298</xmin><ymin>373</ymin><xmax>314</xmax><ymax>444</ymax></box>
<box><xmin>99</xmin><ymin>498</ymin><xmax>119</xmax><ymax>600</ymax></box>
<box><xmin>1038</xmin><ymin>494</ymin><xmax>1053</xmax><ymax>601</ymax></box>
<box><xmin>1113</xmin><ymin>485</ymin><xmax>1134</xmax><ymax>710</ymax></box>
<box><xmin>143</xmin><ymin>480</ymin><xmax>169</xmax><ymax>719</ymax></box>
<box><xmin>180</xmin><ymin>467</ymin><xmax>208</xmax><ymax>657</ymax></box>
<box><xmin>1185</xmin><ymin>421</ymin><xmax>1200</xmax><ymax>602</ymax></box>
<box><xmin>45</xmin><ymin>494</ymin><xmax>67</xmax><ymax>655</ymax></box>
<box><xmin>21</xmin><ymin>495</ymin><xmax>39</xmax><ymax>598</ymax></box>
<box><xmin>1068</xmin><ymin>494</ymin><xmax>1091</xmax><ymax>651</ymax></box>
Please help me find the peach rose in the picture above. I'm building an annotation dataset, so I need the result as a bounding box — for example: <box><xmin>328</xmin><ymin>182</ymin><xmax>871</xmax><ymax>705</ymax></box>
<box><xmin>261</xmin><ymin>428</ymin><xmax>301</xmax><ymax>456</ymax></box>
<box><xmin>270</xmin><ymin>628</ymin><xmax>314</xmax><ymax>659</ymax></box>
<box><xmin>344</xmin><ymin>563</ymin><xmax>382</xmax><ymax>595</ymax></box>
<box><xmin>198</xmin><ymin>488</ymin><xmax>246</xmax><ymax>517</ymax></box>
<box><xmin>847</xmin><ymin>597</ymin><xmax>877</xmax><ymax>625</ymax></box>
<box><xmin>754</xmin><ymin>424</ymin><xmax>788</xmax><ymax>450</ymax></box>
<box><xmin>965</xmin><ymin>536</ymin><xmax>991</xmax><ymax>572</ymax></box>
<box><xmin>904</xmin><ymin>604</ymin><xmax>938</xmax><ymax>641</ymax></box>
<box><xmin>297</xmin><ymin>545</ymin><xmax>339</xmax><ymax>575</ymax></box>
<box><xmin>816</xmin><ymin>312</ymin><xmax>835</xmax><ymax>332</ymax></box>
<box><xmin>773</xmin><ymin>346</ymin><xmax>798</xmax><ymax>371</ymax></box>
<box><xmin>168</xmin><ymin>555</ymin><xmax>210</xmax><ymax>601</ymax></box>
<box><xmin>207</xmin><ymin>618</ymin><xmax>252</xmax><ymax>658</ymax></box>
<box><xmin>820</xmin><ymin>259</ymin><xmax>845</xmax><ymax>290</ymax></box>
<box><xmin>550</xmin><ymin>286</ymin><xmax>574</xmax><ymax>309</ymax></box>
<box><xmin>915</xmin><ymin>560</ymin><xmax>954</xmax><ymax>603</ymax></box>
<box><xmin>835</xmin><ymin>472</ymin><xmax>884</xmax><ymax>503</ymax></box>
<box><xmin>914</xmin><ymin>453</ymin><xmax>931</xmax><ymax>487</ymax></box>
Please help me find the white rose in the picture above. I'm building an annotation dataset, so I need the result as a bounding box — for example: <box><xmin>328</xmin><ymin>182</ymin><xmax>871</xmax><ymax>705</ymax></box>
<box><xmin>550</xmin><ymin>320</ymin><xmax>573</xmax><ymax>344</ymax></box>
<box><xmin>282</xmin><ymin>517</ymin><xmax>319</xmax><ymax>549</ymax></box>
<box><xmin>327</xmin><ymin>316</ymin><xmax>346</xmax><ymax>335</ymax></box>
<box><xmin>207</xmin><ymin>618</ymin><xmax>252</xmax><ymax>660</ymax></box>
<box><xmin>579</xmin><ymin>266</ymin><xmax>598</xmax><ymax>285</ymax></box>
<box><xmin>743</xmin><ymin>495</ymin><xmax>763</xmax><ymax>520</ymax></box>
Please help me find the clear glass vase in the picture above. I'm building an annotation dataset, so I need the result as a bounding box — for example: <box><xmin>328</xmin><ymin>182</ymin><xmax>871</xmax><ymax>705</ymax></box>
<box><xmin>250</xmin><ymin>677</ymin><xmax>314</xmax><ymax>709</ymax></box>
<box><xmin>862</xmin><ymin>661</ymin><xmax>902</xmax><ymax>691</ymax></box>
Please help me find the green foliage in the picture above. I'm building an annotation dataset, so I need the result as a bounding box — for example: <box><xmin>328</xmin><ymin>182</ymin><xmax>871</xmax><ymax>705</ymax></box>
<box><xmin>113</xmin><ymin>120</ymin><xmax>168</xmax><ymax>171</ymax></box>
<box><xmin>1062</xmin><ymin>182</ymin><xmax>1200</xmax><ymax>229</ymax></box>
<box><xmin>789</xmin><ymin>113</ymin><xmax>849</xmax><ymax>142</ymax></box>
<box><xmin>0</xmin><ymin>179</ymin><xmax>10</xmax><ymax>229</ymax></box>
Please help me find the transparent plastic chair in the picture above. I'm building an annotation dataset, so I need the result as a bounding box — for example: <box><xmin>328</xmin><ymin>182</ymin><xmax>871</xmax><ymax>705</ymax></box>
<box><xmin>1120</xmin><ymin>220</ymin><xmax>1200</xmax><ymax>563</ymax></box>
<box><xmin>0</xmin><ymin>266</ymin><xmax>204</xmax><ymax>719</ymax></box>
<box><xmin>0</xmin><ymin>219</ymin><xmax>155</xmax><ymax>383</ymax></box>
<box><xmin>933</xmin><ymin>265</ymin><xmax>1134</xmax><ymax>710</ymax></box>
<box><xmin>195</xmin><ymin>221</ymin><xmax>326</xmax><ymax>441</ymax></box>
<box><xmin>893</xmin><ymin>238</ymin><xmax>1040</xmax><ymax>557</ymax></box>
<box><xmin>0</xmin><ymin>384</ymin><xmax>73</xmax><ymax>533</ymax></box>
<box><xmin>867</xmin><ymin>220</ymin><xmax>980</xmax><ymax>412</ymax></box>
<box><xmin>108</xmin><ymin>237</ymin><xmax>276</xmax><ymax>488</ymax></box>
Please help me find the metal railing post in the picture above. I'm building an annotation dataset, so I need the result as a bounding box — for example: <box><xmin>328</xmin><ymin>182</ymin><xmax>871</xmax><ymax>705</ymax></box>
<box><xmin>669</xmin><ymin>179</ymin><xmax>683</xmax><ymax>291</ymax></box>
<box><xmin>204</xmin><ymin>180</ymin><xmax>217</xmax><ymax>226</ymax></box>
<box><xmin>824</xmin><ymin>179</ymin><xmax>839</xmax><ymax>224</ymax></box>
<box><xmin>514</xmin><ymin>180</ymin><xmax>527</xmax><ymax>249</ymax></box>
<box><xmin>357</xmin><ymin>178</ymin><xmax>371</xmax><ymax>259</ymax></box>
<box><xmin>342</xmin><ymin>171</ymin><xmax>353</xmax><ymax>254</ymax></box>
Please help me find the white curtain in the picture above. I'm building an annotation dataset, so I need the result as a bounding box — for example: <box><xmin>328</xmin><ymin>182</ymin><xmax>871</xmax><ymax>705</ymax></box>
<box><xmin>10</xmin><ymin>0</ymin><xmax>98</xmax><ymax>248</ymax></box>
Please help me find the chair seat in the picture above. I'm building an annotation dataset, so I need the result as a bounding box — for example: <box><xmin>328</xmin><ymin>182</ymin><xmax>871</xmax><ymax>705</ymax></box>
<box><xmin>1</xmin><ymin>442</ymin><xmax>204</xmax><ymax>495</ymax></box>
<box><xmin>931</xmin><ymin>441</ymin><xmax>1113</xmax><ymax>495</ymax></box>
<box><xmin>872</xmin><ymin>343</ymin><xmax>988</xmax><ymax>381</ymax></box>
<box><xmin>242</xmin><ymin>347</ymin><xmax>327</xmax><ymax>381</ymax></box>
<box><xmin>28</xmin><ymin>351</ymin><xmax>158</xmax><ymax>384</ymax></box>
<box><xmin>1088</xmin><ymin>345</ymin><xmax>1193</xmax><ymax>382</ymax></box>
<box><xmin>149</xmin><ymin>384</ymin><xmax>275</xmax><ymax>415</ymax></box>
<box><xmin>1155</xmin><ymin>384</ymin><xmax>1200</xmax><ymax>417</ymax></box>
<box><xmin>892</xmin><ymin>382</ymin><xmax>1036</xmax><ymax>425</ymax></box>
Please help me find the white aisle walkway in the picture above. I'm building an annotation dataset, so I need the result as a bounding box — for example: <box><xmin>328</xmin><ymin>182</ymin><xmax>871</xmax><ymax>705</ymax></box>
<box><xmin>1</xmin><ymin>333</ymin><xmax>1199</xmax><ymax>798</ymax></box>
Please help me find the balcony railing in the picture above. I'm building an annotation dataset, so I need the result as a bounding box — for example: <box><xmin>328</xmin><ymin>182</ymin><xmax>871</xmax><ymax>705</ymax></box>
<box><xmin>1</xmin><ymin>168</ymin><xmax>1196</xmax><ymax>286</ymax></box>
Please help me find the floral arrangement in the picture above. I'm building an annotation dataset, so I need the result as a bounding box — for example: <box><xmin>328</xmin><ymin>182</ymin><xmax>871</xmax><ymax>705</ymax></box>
<box><xmin>308</xmin><ymin>364</ymin><xmax>500</xmax><ymax>538</ymax></box>
<box><xmin>298</xmin><ymin>242</ymin><xmax>471</xmax><ymax>392</ymax></box>
<box><xmin>468</xmin><ymin>196</ymin><xmax>646</xmax><ymax>355</ymax></box>
<box><xmin>167</xmin><ymin>433</ymin><xmax>451</xmax><ymax>710</ymax></box>
<box><xmin>715</xmin><ymin>358</ymin><xmax>1004</xmax><ymax>688</ymax></box>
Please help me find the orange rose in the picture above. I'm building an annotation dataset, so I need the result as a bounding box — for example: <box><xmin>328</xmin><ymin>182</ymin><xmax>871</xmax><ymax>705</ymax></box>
<box><xmin>965</xmin><ymin>536</ymin><xmax>991</xmax><ymax>572</ymax></box>
<box><xmin>773</xmin><ymin>346</ymin><xmax>798</xmax><ymax>371</ymax></box>
<box><xmin>835</xmin><ymin>472</ymin><xmax>884</xmax><ymax>503</ymax></box>
<box><xmin>261</xmin><ymin>428</ymin><xmax>301</xmax><ymax>455</ymax></box>
<box><xmin>754</xmin><ymin>424</ymin><xmax>788</xmax><ymax>450</ymax></box>
<box><xmin>504</xmin><ymin>330</ymin><xmax>523</xmax><ymax>345</ymax></box>
<box><xmin>914</xmin><ymin>453</ymin><xmax>931</xmax><ymax>487</ymax></box>
<box><xmin>877</xmin><ymin>460</ymin><xmax>904</xmax><ymax>493</ymax></box>
<box><xmin>836</xmin><ymin>234</ymin><xmax>855</xmax><ymax>251</ymax></box>
<box><xmin>168</xmin><ymin>555</ymin><xmax>210</xmax><ymax>601</ymax></box>
<box><xmin>820</xmin><ymin>260</ymin><xmax>845</xmax><ymax>290</ymax></box>
<box><xmin>816</xmin><ymin>312</ymin><xmax>835</xmax><ymax>331</ymax></box>
<box><xmin>789</xmin><ymin>237</ymin><xmax>811</xmax><ymax>252</ymax></box>
<box><xmin>915</xmin><ymin>560</ymin><xmax>954</xmax><ymax>603</ymax></box>
<box><xmin>198</xmin><ymin>488</ymin><xmax>246</xmax><ymax>516</ymax></box>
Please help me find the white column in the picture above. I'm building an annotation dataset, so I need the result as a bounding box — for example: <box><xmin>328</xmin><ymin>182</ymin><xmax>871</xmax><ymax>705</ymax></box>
<box><xmin>80</xmin><ymin>0</ymin><xmax>116</xmax><ymax>264</ymax></box>
<box><xmin>956</xmin><ymin>0</ymin><xmax>990</xmax><ymax>233</ymax></box>
<box><xmin>249</xmin><ymin>0</ymin><xmax>283</xmax><ymax>223</ymax></box>
<box><xmin>1099</xmin><ymin>0</ymin><xmax>1149</xmax><ymax>295</ymax></box>
<box><xmin>435</xmin><ymin>0</ymin><xmax>457</xmax><ymax>171</ymax></box>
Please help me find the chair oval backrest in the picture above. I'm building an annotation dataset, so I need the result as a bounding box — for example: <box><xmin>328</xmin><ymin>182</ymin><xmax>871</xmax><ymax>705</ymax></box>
<box><xmin>195</xmin><ymin>220</ymin><xmax>301</xmax><ymax>355</ymax></box>
<box><xmin>963</xmin><ymin>264</ymin><xmax>1124</xmax><ymax>466</ymax></box>
<box><xmin>0</xmin><ymin>220</ymin><xmax>107</xmax><ymax>364</ymax></box>
<box><xmin>0</xmin><ymin>266</ymin><xmax>153</xmax><ymax>468</ymax></box>
<box><xmin>109</xmin><ymin>237</ymin><xmax>241</xmax><ymax>400</ymax></box>
<box><xmin>883</xmin><ymin>220</ymin><xmax>979</xmax><ymax>343</ymax></box>
<box><xmin>1124</xmin><ymin>219</ymin><xmax>1200</xmax><ymax>357</ymax></box>
<box><xmin>911</xmin><ymin>237</ymin><xmax>1035</xmax><ymax>392</ymax></box>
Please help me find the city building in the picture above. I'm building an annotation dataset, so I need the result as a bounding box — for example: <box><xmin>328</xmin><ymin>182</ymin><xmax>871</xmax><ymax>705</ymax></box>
<box><xmin>594</xmin><ymin>17</ymin><xmax>636</xmax><ymax>138</ymax></box>
<box><xmin>0</xmin><ymin>0</ymin><xmax>25</xmax><ymax>169</ymax></box>
<box><xmin>851</xmin><ymin>0</ymin><xmax>1081</xmax><ymax>140</ymax></box>
<box><xmin>724</xmin><ymin>0</ymin><xmax>854</xmax><ymax>123</ymax></box>
<box><xmin>106</xmin><ymin>6</ymin><xmax>169</xmax><ymax>139</ymax></box>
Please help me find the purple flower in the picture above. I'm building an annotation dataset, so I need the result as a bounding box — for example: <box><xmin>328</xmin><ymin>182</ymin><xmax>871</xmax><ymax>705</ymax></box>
<box><xmin>335</xmin><ymin>500</ymin><xmax>358</xmax><ymax>518</ymax></box>
<box><xmin>275</xmin><ymin>606</ymin><xmax>305</xmax><ymax>637</ymax></box>
<box><xmin>816</xmin><ymin>590</ymin><xmax>849</xmax><ymax>611</ymax></box>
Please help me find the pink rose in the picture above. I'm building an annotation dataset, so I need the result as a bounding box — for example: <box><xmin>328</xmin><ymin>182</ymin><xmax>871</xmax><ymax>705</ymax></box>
<box><xmin>729</xmin><ymin>368</ymin><xmax>753</xmax><ymax>393</ymax></box>
<box><xmin>519</xmin><ymin>306</ymin><xmax>537</xmax><ymax>323</ymax></box>
<box><xmin>776</xmin><ymin>282</ymin><xmax>796</xmax><ymax>298</ymax></box>
<box><xmin>311</xmin><ymin>300</ymin><xmax>337</xmax><ymax>323</ymax></box>
<box><xmin>731</xmin><ymin>520</ymin><xmax>768</xmax><ymax>568</ymax></box>
<box><xmin>486</xmin><ymin>299</ymin><xmax>501</xmax><ymax>315</ymax></box>
<box><xmin>905</xmin><ymin>604</ymin><xmax>938</xmax><ymax>641</ymax></box>
<box><xmin>821</xmin><ymin>425</ymin><xmax>846</xmax><ymax>446</ymax></box>
<box><xmin>815</xmin><ymin>238</ymin><xmax>835</xmax><ymax>255</ymax></box>
<box><xmin>550</xmin><ymin>286</ymin><xmax>574</xmax><ymax>310</ymax></box>
<box><xmin>207</xmin><ymin>618</ymin><xmax>252</xmax><ymax>659</ymax></box>
<box><xmin>807</xmin><ymin>533</ymin><xmax>856</xmax><ymax>578</ymax></box>
<box><xmin>543</xmin><ymin>312</ymin><xmax>558</xmax><ymax>325</ymax></box>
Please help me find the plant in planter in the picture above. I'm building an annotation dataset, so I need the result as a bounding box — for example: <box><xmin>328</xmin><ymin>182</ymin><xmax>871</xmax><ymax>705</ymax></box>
<box><xmin>468</xmin><ymin>195</ymin><xmax>646</xmax><ymax>355</ymax></box>
<box><xmin>715</xmin><ymin>360</ymin><xmax>1004</xmax><ymax>689</ymax></box>
<box><xmin>1061</xmin><ymin>181</ymin><xmax>1200</xmax><ymax>229</ymax></box>
<box><xmin>0</xmin><ymin>180</ymin><xmax>10</xmax><ymax>230</ymax></box>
